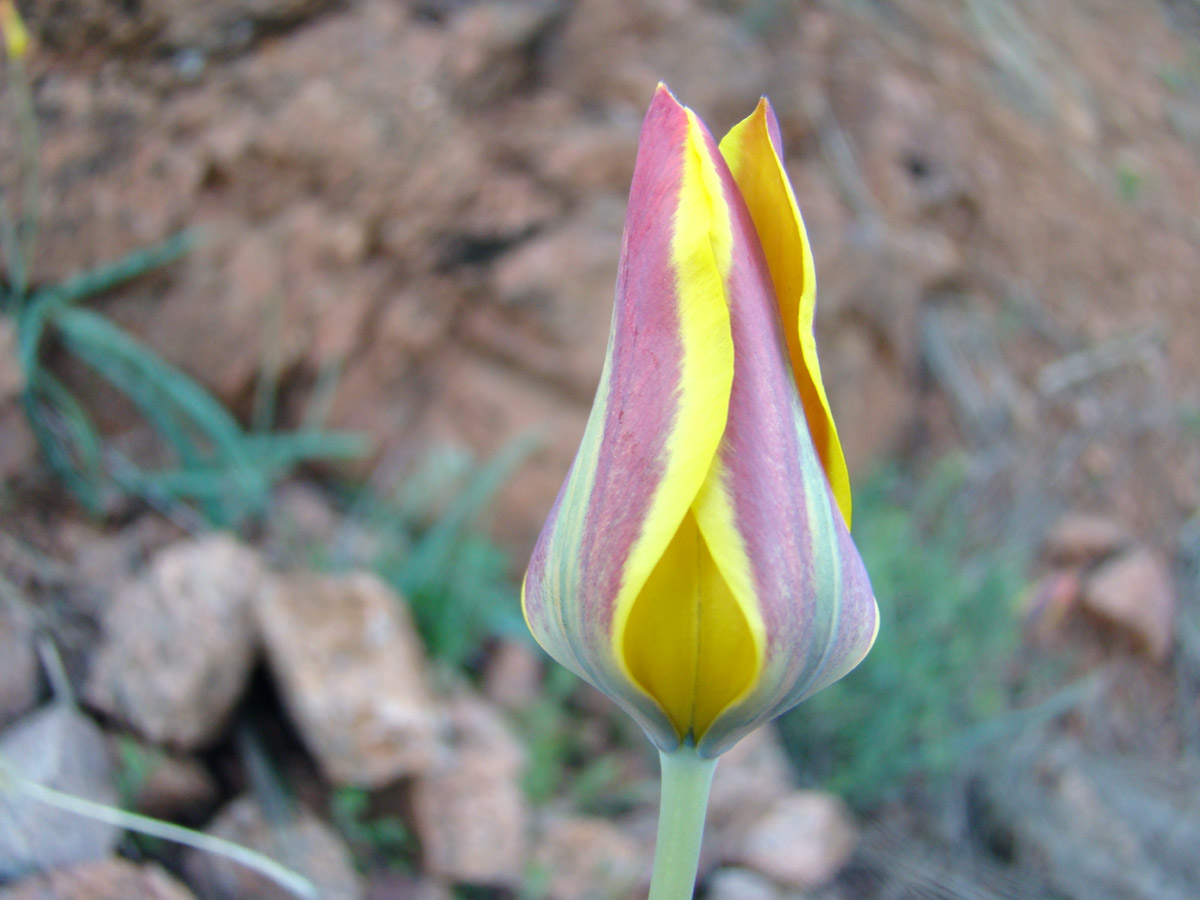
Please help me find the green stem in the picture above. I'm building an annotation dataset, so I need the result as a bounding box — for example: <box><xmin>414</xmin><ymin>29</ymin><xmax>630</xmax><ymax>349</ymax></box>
<box><xmin>648</xmin><ymin>747</ymin><xmax>718</xmax><ymax>900</ymax></box>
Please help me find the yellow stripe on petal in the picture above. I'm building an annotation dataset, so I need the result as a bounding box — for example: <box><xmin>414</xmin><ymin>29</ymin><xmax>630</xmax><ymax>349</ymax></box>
<box><xmin>1</xmin><ymin>0</ymin><xmax>30</xmax><ymax>59</ymax></box>
<box><xmin>623</xmin><ymin>507</ymin><xmax>759</xmax><ymax>742</ymax></box>
<box><xmin>690</xmin><ymin>458</ymin><xmax>764</xmax><ymax>739</ymax></box>
<box><xmin>719</xmin><ymin>100</ymin><xmax>852</xmax><ymax>527</ymax></box>
<box><xmin>613</xmin><ymin>101</ymin><xmax>739</xmax><ymax>739</ymax></box>
<box><xmin>621</xmin><ymin>108</ymin><xmax>769</xmax><ymax>746</ymax></box>
<box><xmin>622</xmin><ymin>512</ymin><xmax>700</xmax><ymax>740</ymax></box>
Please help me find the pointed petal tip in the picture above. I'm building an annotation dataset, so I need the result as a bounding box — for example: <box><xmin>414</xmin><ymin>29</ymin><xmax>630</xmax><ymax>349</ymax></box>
<box><xmin>653</xmin><ymin>81</ymin><xmax>681</xmax><ymax>108</ymax></box>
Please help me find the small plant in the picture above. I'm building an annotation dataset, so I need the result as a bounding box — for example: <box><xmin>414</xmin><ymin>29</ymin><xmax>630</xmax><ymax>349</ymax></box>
<box><xmin>778</xmin><ymin>457</ymin><xmax>1027</xmax><ymax>806</ymax></box>
<box><xmin>358</xmin><ymin>439</ymin><xmax>536</xmax><ymax>670</ymax></box>
<box><xmin>1116</xmin><ymin>162</ymin><xmax>1145</xmax><ymax>203</ymax></box>
<box><xmin>329</xmin><ymin>786</ymin><xmax>416</xmax><ymax>872</ymax></box>
<box><xmin>0</xmin><ymin>15</ymin><xmax>366</xmax><ymax>526</ymax></box>
<box><xmin>516</xmin><ymin>661</ymin><xmax>644</xmax><ymax>815</ymax></box>
<box><xmin>518</xmin><ymin>665</ymin><xmax>586</xmax><ymax>806</ymax></box>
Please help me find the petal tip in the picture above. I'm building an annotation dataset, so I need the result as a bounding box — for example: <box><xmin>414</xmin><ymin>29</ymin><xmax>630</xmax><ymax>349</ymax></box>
<box><xmin>653</xmin><ymin>81</ymin><xmax>681</xmax><ymax>108</ymax></box>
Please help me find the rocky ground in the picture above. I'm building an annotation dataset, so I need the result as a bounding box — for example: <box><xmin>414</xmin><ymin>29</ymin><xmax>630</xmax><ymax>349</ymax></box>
<box><xmin>2</xmin><ymin>0</ymin><xmax>1200</xmax><ymax>898</ymax></box>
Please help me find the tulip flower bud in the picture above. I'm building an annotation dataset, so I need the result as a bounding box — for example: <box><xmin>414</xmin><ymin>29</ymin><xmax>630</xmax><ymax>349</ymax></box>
<box><xmin>523</xmin><ymin>84</ymin><xmax>878</xmax><ymax>759</ymax></box>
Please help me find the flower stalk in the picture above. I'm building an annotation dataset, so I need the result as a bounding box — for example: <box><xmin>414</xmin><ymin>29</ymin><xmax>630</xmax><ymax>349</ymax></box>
<box><xmin>648</xmin><ymin>749</ymin><xmax>718</xmax><ymax>900</ymax></box>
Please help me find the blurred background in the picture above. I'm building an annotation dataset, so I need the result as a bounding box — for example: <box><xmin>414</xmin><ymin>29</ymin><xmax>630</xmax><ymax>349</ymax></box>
<box><xmin>1</xmin><ymin>0</ymin><xmax>1198</xmax><ymax>898</ymax></box>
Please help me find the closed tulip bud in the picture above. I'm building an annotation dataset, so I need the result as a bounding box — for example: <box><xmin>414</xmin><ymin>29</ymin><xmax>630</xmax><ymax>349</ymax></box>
<box><xmin>523</xmin><ymin>85</ymin><xmax>878</xmax><ymax>758</ymax></box>
<box><xmin>523</xmin><ymin>83</ymin><xmax>880</xmax><ymax>900</ymax></box>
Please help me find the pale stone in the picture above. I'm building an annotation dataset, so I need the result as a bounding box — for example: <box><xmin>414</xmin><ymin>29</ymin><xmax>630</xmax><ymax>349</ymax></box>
<box><xmin>145</xmin><ymin>0</ymin><xmax>336</xmax><ymax>52</ymax></box>
<box><xmin>708</xmin><ymin>726</ymin><xmax>797</xmax><ymax>832</ymax></box>
<box><xmin>731</xmin><ymin>792</ymin><xmax>858</xmax><ymax>891</ymax></box>
<box><xmin>706</xmin><ymin>867</ymin><xmax>782</xmax><ymax>900</ymax></box>
<box><xmin>255</xmin><ymin>570</ymin><xmax>438</xmax><ymax>786</ymax></box>
<box><xmin>0</xmin><ymin>404</ymin><xmax>37</xmax><ymax>484</ymax></box>
<box><xmin>531</xmin><ymin>815</ymin><xmax>645</xmax><ymax>900</ymax></box>
<box><xmin>412</xmin><ymin>692</ymin><xmax>528</xmax><ymax>887</ymax></box>
<box><xmin>482</xmin><ymin>640</ymin><xmax>543</xmax><ymax>711</ymax></box>
<box><xmin>184</xmin><ymin>795</ymin><xmax>361</xmax><ymax>900</ymax></box>
<box><xmin>0</xmin><ymin>858</ymin><xmax>196</xmax><ymax>900</ymax></box>
<box><xmin>0</xmin><ymin>319</ymin><xmax>23</xmax><ymax>400</ymax></box>
<box><xmin>124</xmin><ymin>746</ymin><xmax>219</xmax><ymax>821</ymax></box>
<box><xmin>1043</xmin><ymin>514</ymin><xmax>1131</xmax><ymax>566</ymax></box>
<box><xmin>0</xmin><ymin>706</ymin><xmax>119</xmax><ymax>879</ymax></box>
<box><xmin>979</xmin><ymin>733</ymin><xmax>1200</xmax><ymax>900</ymax></box>
<box><xmin>0</xmin><ymin>600</ymin><xmax>39</xmax><ymax>728</ymax></box>
<box><xmin>1082</xmin><ymin>547</ymin><xmax>1176</xmax><ymax>661</ymax></box>
<box><xmin>84</xmin><ymin>535</ymin><xmax>263</xmax><ymax>748</ymax></box>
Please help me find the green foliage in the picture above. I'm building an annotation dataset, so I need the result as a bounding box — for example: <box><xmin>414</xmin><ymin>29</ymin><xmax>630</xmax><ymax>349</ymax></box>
<box><xmin>1115</xmin><ymin>163</ymin><xmax>1145</xmax><ymax>203</ymax></box>
<box><xmin>1</xmin><ymin>57</ymin><xmax>366</xmax><ymax>526</ymax></box>
<box><xmin>112</xmin><ymin>736</ymin><xmax>162</xmax><ymax>809</ymax></box>
<box><xmin>517</xmin><ymin>665</ymin><xmax>638</xmax><ymax>813</ymax></box>
<box><xmin>778</xmin><ymin>457</ymin><xmax>1026</xmax><ymax>807</ymax></box>
<box><xmin>519</xmin><ymin>665</ymin><xmax>586</xmax><ymax>805</ymax></box>
<box><xmin>355</xmin><ymin>439</ymin><xmax>536</xmax><ymax>669</ymax></box>
<box><xmin>6</xmin><ymin>236</ymin><xmax>369</xmax><ymax>525</ymax></box>
<box><xmin>329</xmin><ymin>787</ymin><xmax>416</xmax><ymax>872</ymax></box>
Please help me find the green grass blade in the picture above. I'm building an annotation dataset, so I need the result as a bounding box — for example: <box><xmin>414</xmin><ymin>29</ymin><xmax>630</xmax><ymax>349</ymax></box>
<box><xmin>242</xmin><ymin>431</ymin><xmax>370</xmax><ymax>471</ymax></box>
<box><xmin>53</xmin><ymin>307</ymin><xmax>268</xmax><ymax>520</ymax></box>
<box><xmin>402</xmin><ymin>434</ymin><xmax>539</xmax><ymax>592</ymax></box>
<box><xmin>21</xmin><ymin>373</ymin><xmax>105</xmax><ymax>512</ymax></box>
<box><xmin>17</xmin><ymin>231</ymin><xmax>195</xmax><ymax>375</ymax></box>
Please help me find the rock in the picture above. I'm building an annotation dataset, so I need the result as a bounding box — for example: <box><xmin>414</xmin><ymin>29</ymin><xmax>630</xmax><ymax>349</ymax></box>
<box><xmin>0</xmin><ymin>599</ymin><xmax>39</xmax><ymax>728</ymax></box>
<box><xmin>29</xmin><ymin>0</ymin><xmax>332</xmax><ymax>55</ymax></box>
<box><xmin>255</xmin><ymin>570</ymin><xmax>438</xmax><ymax>787</ymax></box>
<box><xmin>184</xmin><ymin>795</ymin><xmax>362</xmax><ymax>900</ymax></box>
<box><xmin>531</xmin><ymin>815</ymin><xmax>645</xmax><ymax>900</ymax></box>
<box><xmin>443</xmin><ymin>1</ymin><xmax>561</xmax><ymax>107</ymax></box>
<box><xmin>144</xmin><ymin>0</ymin><xmax>338</xmax><ymax>53</ymax></box>
<box><xmin>0</xmin><ymin>404</ymin><xmax>37</xmax><ymax>485</ymax></box>
<box><xmin>707</xmin><ymin>726</ymin><xmax>796</xmax><ymax>835</ymax></box>
<box><xmin>1043</xmin><ymin>514</ymin><xmax>1131</xmax><ymax>567</ymax></box>
<box><xmin>118</xmin><ymin>744</ymin><xmax>219</xmax><ymax>822</ymax></box>
<box><xmin>530</xmin><ymin>105</ymin><xmax>640</xmax><ymax>201</ymax></box>
<box><xmin>729</xmin><ymin>792</ymin><xmax>858</xmax><ymax>891</ymax></box>
<box><xmin>60</xmin><ymin>517</ymin><xmax>188</xmax><ymax>622</ymax></box>
<box><xmin>84</xmin><ymin>534</ymin><xmax>264</xmax><ymax>748</ymax></box>
<box><xmin>266</xmin><ymin>482</ymin><xmax>344</xmax><ymax>555</ymax></box>
<box><xmin>411</xmin><ymin>692</ymin><xmax>528</xmax><ymax>887</ymax></box>
<box><xmin>0</xmin><ymin>319</ymin><xmax>35</xmax><ymax>483</ymax></box>
<box><xmin>417</xmin><ymin>349</ymin><xmax>589</xmax><ymax>545</ymax></box>
<box><xmin>978</xmin><ymin>733</ymin><xmax>1200</xmax><ymax>900</ymax></box>
<box><xmin>1082</xmin><ymin>547</ymin><xmax>1176</xmax><ymax>661</ymax></box>
<box><xmin>705</xmin><ymin>867</ymin><xmax>781</xmax><ymax>900</ymax></box>
<box><xmin>476</xmin><ymin>207</ymin><xmax>622</xmax><ymax>399</ymax></box>
<box><xmin>363</xmin><ymin>874</ymin><xmax>452</xmax><ymax>900</ymax></box>
<box><xmin>0</xmin><ymin>705</ymin><xmax>120</xmax><ymax>879</ymax></box>
<box><xmin>482</xmin><ymin>639</ymin><xmax>543</xmax><ymax>711</ymax></box>
<box><xmin>818</xmin><ymin>226</ymin><xmax>961</xmax><ymax>470</ymax></box>
<box><xmin>0</xmin><ymin>318</ymin><xmax>23</xmax><ymax>401</ymax></box>
<box><xmin>0</xmin><ymin>858</ymin><xmax>197</xmax><ymax>900</ymax></box>
<box><xmin>546</xmin><ymin>0</ymin><xmax>767</xmax><ymax>126</ymax></box>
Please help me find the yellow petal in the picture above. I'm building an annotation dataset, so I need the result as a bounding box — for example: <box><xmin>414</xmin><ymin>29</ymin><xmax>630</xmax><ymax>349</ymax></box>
<box><xmin>719</xmin><ymin>99</ymin><xmax>852</xmax><ymax>527</ymax></box>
